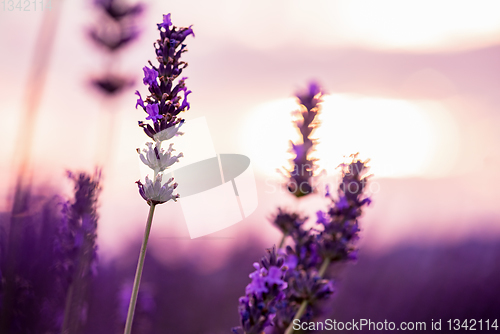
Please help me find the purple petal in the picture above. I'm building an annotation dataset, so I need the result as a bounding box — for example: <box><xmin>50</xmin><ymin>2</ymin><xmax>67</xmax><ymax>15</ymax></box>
<box><xmin>135</xmin><ymin>90</ymin><xmax>145</xmax><ymax>109</ymax></box>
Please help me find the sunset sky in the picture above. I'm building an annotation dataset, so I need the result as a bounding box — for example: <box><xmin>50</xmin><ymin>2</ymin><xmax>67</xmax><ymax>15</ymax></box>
<box><xmin>1</xmin><ymin>0</ymin><xmax>500</xmax><ymax>268</ymax></box>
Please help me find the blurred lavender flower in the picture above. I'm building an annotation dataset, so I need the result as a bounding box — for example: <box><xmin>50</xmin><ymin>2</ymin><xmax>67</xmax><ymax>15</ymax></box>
<box><xmin>316</xmin><ymin>155</ymin><xmax>371</xmax><ymax>262</ymax></box>
<box><xmin>272</xmin><ymin>209</ymin><xmax>306</xmax><ymax>239</ymax></box>
<box><xmin>91</xmin><ymin>75</ymin><xmax>134</xmax><ymax>96</ymax></box>
<box><xmin>56</xmin><ymin>171</ymin><xmax>101</xmax><ymax>334</ymax></box>
<box><xmin>234</xmin><ymin>83</ymin><xmax>372</xmax><ymax>334</ymax></box>
<box><xmin>285</xmin><ymin>83</ymin><xmax>323</xmax><ymax>197</ymax></box>
<box><xmin>0</xmin><ymin>171</ymin><xmax>101</xmax><ymax>334</ymax></box>
<box><xmin>88</xmin><ymin>0</ymin><xmax>144</xmax><ymax>96</ymax></box>
<box><xmin>233</xmin><ymin>246</ymin><xmax>288</xmax><ymax>334</ymax></box>
<box><xmin>275</xmin><ymin>156</ymin><xmax>371</xmax><ymax>333</ymax></box>
<box><xmin>89</xmin><ymin>0</ymin><xmax>144</xmax><ymax>52</ymax></box>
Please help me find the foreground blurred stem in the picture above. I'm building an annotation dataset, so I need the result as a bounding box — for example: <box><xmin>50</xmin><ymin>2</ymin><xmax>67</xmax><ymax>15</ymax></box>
<box><xmin>1</xmin><ymin>2</ymin><xmax>65</xmax><ymax>331</ymax></box>
<box><xmin>124</xmin><ymin>203</ymin><xmax>157</xmax><ymax>334</ymax></box>
<box><xmin>62</xmin><ymin>231</ymin><xmax>95</xmax><ymax>334</ymax></box>
<box><xmin>278</xmin><ymin>233</ymin><xmax>287</xmax><ymax>249</ymax></box>
<box><xmin>284</xmin><ymin>257</ymin><xmax>331</xmax><ymax>334</ymax></box>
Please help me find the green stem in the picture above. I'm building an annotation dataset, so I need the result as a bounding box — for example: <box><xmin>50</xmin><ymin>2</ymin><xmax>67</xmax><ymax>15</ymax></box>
<box><xmin>318</xmin><ymin>257</ymin><xmax>331</xmax><ymax>277</ymax></box>
<box><xmin>123</xmin><ymin>203</ymin><xmax>156</xmax><ymax>334</ymax></box>
<box><xmin>283</xmin><ymin>257</ymin><xmax>331</xmax><ymax>334</ymax></box>
<box><xmin>284</xmin><ymin>300</ymin><xmax>307</xmax><ymax>334</ymax></box>
<box><xmin>278</xmin><ymin>233</ymin><xmax>287</xmax><ymax>249</ymax></box>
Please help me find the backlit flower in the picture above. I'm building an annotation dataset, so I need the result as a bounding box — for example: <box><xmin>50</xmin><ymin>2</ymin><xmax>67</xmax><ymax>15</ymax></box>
<box><xmin>137</xmin><ymin>142</ymin><xmax>182</xmax><ymax>173</ymax></box>
<box><xmin>145</xmin><ymin>104</ymin><xmax>162</xmax><ymax>122</ymax></box>
<box><xmin>136</xmin><ymin>174</ymin><xmax>179</xmax><ymax>205</ymax></box>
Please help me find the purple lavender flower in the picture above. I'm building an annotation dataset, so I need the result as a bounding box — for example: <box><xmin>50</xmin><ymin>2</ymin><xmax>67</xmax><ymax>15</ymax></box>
<box><xmin>89</xmin><ymin>0</ymin><xmax>143</xmax><ymax>52</ymax></box>
<box><xmin>317</xmin><ymin>155</ymin><xmax>371</xmax><ymax>262</ymax></box>
<box><xmin>55</xmin><ymin>171</ymin><xmax>101</xmax><ymax>334</ymax></box>
<box><xmin>133</xmin><ymin>14</ymin><xmax>193</xmax><ymax>206</ymax></box>
<box><xmin>88</xmin><ymin>0</ymin><xmax>144</xmax><ymax>96</ymax></box>
<box><xmin>135</xmin><ymin>90</ymin><xmax>145</xmax><ymax>108</ymax></box>
<box><xmin>233</xmin><ymin>246</ymin><xmax>288</xmax><ymax>334</ymax></box>
<box><xmin>253</xmin><ymin>84</ymin><xmax>372</xmax><ymax>334</ymax></box>
<box><xmin>135</xmin><ymin>15</ymin><xmax>194</xmax><ymax>141</ymax></box>
<box><xmin>271</xmin><ymin>156</ymin><xmax>371</xmax><ymax>333</ymax></box>
<box><xmin>286</xmin><ymin>269</ymin><xmax>334</xmax><ymax>305</ymax></box>
<box><xmin>157</xmin><ymin>13</ymin><xmax>172</xmax><ymax>30</ymax></box>
<box><xmin>145</xmin><ymin>104</ymin><xmax>163</xmax><ymax>122</ymax></box>
<box><xmin>91</xmin><ymin>75</ymin><xmax>134</xmax><ymax>95</ymax></box>
<box><xmin>271</xmin><ymin>208</ymin><xmax>307</xmax><ymax>238</ymax></box>
<box><xmin>285</xmin><ymin>82</ymin><xmax>323</xmax><ymax>197</ymax></box>
<box><xmin>126</xmin><ymin>15</ymin><xmax>192</xmax><ymax>333</ymax></box>
<box><xmin>95</xmin><ymin>0</ymin><xmax>144</xmax><ymax>21</ymax></box>
<box><xmin>142</xmin><ymin>66</ymin><xmax>158</xmax><ymax>86</ymax></box>
<box><xmin>268</xmin><ymin>269</ymin><xmax>334</xmax><ymax>334</ymax></box>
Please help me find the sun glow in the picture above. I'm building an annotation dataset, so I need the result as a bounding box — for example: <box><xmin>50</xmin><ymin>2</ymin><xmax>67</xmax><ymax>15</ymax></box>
<box><xmin>242</xmin><ymin>95</ymin><xmax>459</xmax><ymax>179</ymax></box>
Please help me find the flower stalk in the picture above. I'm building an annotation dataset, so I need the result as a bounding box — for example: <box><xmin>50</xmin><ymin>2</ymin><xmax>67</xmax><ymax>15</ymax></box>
<box><xmin>124</xmin><ymin>13</ymin><xmax>193</xmax><ymax>333</ymax></box>
<box><xmin>283</xmin><ymin>257</ymin><xmax>331</xmax><ymax>334</ymax></box>
<box><xmin>123</xmin><ymin>203</ymin><xmax>156</xmax><ymax>334</ymax></box>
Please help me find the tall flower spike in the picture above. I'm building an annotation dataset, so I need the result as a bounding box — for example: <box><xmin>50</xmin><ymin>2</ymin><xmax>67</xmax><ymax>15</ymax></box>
<box><xmin>135</xmin><ymin>13</ymin><xmax>193</xmax><ymax>204</ymax></box>
<box><xmin>125</xmin><ymin>15</ymin><xmax>193</xmax><ymax>334</ymax></box>
<box><xmin>58</xmin><ymin>171</ymin><xmax>101</xmax><ymax>334</ymax></box>
<box><xmin>88</xmin><ymin>0</ymin><xmax>144</xmax><ymax>96</ymax></box>
<box><xmin>135</xmin><ymin>16</ymin><xmax>194</xmax><ymax>141</ymax></box>
<box><xmin>286</xmin><ymin>82</ymin><xmax>323</xmax><ymax>197</ymax></box>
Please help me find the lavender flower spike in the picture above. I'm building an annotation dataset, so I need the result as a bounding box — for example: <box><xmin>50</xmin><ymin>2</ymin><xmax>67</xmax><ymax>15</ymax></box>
<box><xmin>135</xmin><ymin>13</ymin><xmax>194</xmax><ymax>140</ymax></box>
<box><xmin>286</xmin><ymin>82</ymin><xmax>323</xmax><ymax>197</ymax></box>
<box><xmin>59</xmin><ymin>171</ymin><xmax>101</xmax><ymax>334</ymax></box>
<box><xmin>125</xmin><ymin>14</ymin><xmax>193</xmax><ymax>334</ymax></box>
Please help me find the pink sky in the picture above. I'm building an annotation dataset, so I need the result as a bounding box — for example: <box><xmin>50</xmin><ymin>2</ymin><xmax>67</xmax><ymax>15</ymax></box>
<box><xmin>1</xmin><ymin>0</ymin><xmax>500</xmax><ymax>268</ymax></box>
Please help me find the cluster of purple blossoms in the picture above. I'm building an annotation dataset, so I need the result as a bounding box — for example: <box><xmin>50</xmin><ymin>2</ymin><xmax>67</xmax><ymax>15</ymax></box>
<box><xmin>55</xmin><ymin>172</ymin><xmax>101</xmax><ymax>284</ymax></box>
<box><xmin>135</xmin><ymin>14</ymin><xmax>194</xmax><ymax>205</ymax></box>
<box><xmin>89</xmin><ymin>0</ymin><xmax>144</xmax><ymax>95</ymax></box>
<box><xmin>286</xmin><ymin>83</ymin><xmax>323</xmax><ymax>197</ymax></box>
<box><xmin>232</xmin><ymin>247</ymin><xmax>288</xmax><ymax>334</ymax></box>
<box><xmin>274</xmin><ymin>155</ymin><xmax>371</xmax><ymax>332</ymax></box>
<box><xmin>316</xmin><ymin>156</ymin><xmax>372</xmax><ymax>262</ymax></box>
<box><xmin>135</xmin><ymin>13</ymin><xmax>193</xmax><ymax>142</ymax></box>
<box><xmin>234</xmin><ymin>83</ymin><xmax>372</xmax><ymax>334</ymax></box>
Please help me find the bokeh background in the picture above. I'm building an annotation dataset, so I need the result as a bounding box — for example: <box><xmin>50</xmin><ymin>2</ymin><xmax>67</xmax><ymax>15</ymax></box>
<box><xmin>1</xmin><ymin>0</ymin><xmax>500</xmax><ymax>333</ymax></box>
